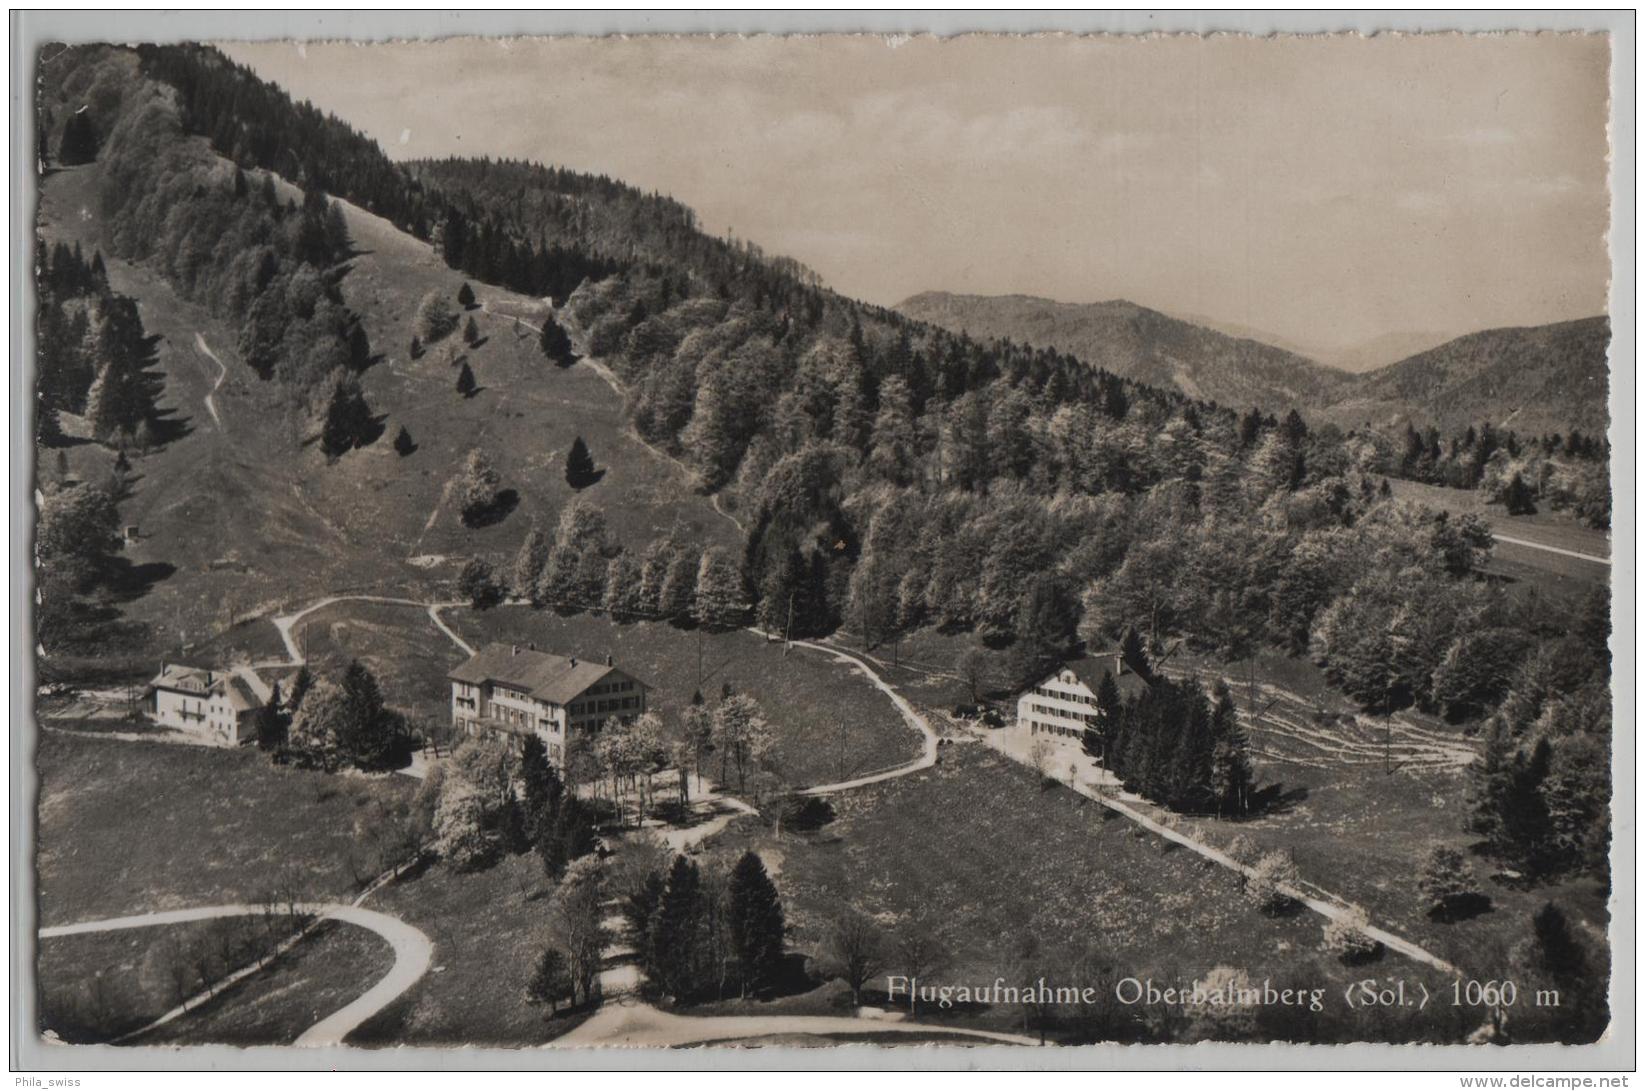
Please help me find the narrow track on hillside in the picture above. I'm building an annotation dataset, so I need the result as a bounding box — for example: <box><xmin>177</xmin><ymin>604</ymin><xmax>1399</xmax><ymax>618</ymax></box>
<box><xmin>194</xmin><ymin>332</ymin><xmax>228</xmax><ymax>431</ymax></box>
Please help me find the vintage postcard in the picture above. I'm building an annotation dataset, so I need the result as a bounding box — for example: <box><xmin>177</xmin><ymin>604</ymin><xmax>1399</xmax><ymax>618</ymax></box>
<box><xmin>14</xmin><ymin>12</ymin><xmax>1631</xmax><ymax>1075</ymax></box>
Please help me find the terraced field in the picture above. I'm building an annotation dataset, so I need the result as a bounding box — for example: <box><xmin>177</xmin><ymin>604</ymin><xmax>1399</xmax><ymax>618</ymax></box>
<box><xmin>1171</xmin><ymin>672</ymin><xmax>1477</xmax><ymax>774</ymax></box>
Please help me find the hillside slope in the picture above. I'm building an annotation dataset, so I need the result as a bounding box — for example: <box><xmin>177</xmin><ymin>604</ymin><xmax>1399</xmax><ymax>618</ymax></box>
<box><xmin>35</xmin><ymin>125</ymin><xmax>738</xmax><ymax>659</ymax></box>
<box><xmin>896</xmin><ymin>291</ymin><xmax>1354</xmax><ymax>413</ymax></box>
<box><xmin>899</xmin><ymin>292</ymin><xmax>1612</xmax><ymax>438</ymax></box>
<box><xmin>1315</xmin><ymin>316</ymin><xmax>1612</xmax><ymax>437</ymax></box>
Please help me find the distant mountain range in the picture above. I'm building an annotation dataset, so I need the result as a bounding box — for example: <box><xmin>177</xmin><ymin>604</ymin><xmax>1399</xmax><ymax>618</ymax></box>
<box><xmin>1311</xmin><ymin>316</ymin><xmax>1612</xmax><ymax>438</ymax></box>
<box><xmin>896</xmin><ymin>291</ymin><xmax>1610</xmax><ymax>437</ymax></box>
<box><xmin>896</xmin><ymin>292</ymin><xmax>1355</xmax><ymax>415</ymax></box>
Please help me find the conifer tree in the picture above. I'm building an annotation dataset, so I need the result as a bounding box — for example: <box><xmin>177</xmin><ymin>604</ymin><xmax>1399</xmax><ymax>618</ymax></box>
<box><xmin>456</xmin><ymin>360</ymin><xmax>477</xmax><ymax>397</ymax></box>
<box><xmin>727</xmin><ymin>851</ymin><xmax>786</xmax><ymax>996</ymax></box>
<box><xmin>457</xmin><ymin>282</ymin><xmax>476</xmax><ymax>309</ymax></box>
<box><xmin>287</xmin><ymin>665</ymin><xmax>314</xmax><ymax>711</ymax></box>
<box><xmin>58</xmin><ymin>110</ymin><xmax>99</xmax><ymax>165</ymax></box>
<box><xmin>534</xmin><ymin>803</ymin><xmax>568</xmax><ymax>879</ymax></box>
<box><xmin>1208</xmin><ymin>682</ymin><xmax>1254</xmax><ymax>815</ymax></box>
<box><xmin>1120</xmin><ymin>627</ymin><xmax>1152</xmax><ymax>681</ymax></box>
<box><xmin>649</xmin><ymin>856</ymin><xmax>704</xmax><ymax>999</ymax></box>
<box><xmin>254</xmin><ymin>680</ymin><xmax>286</xmax><ymax>751</ymax></box>
<box><xmin>564</xmin><ymin>436</ymin><xmax>597</xmax><ymax>489</ymax></box>
<box><xmin>393</xmin><ymin>424</ymin><xmax>416</xmax><ymax>457</ymax></box>
<box><xmin>520</xmin><ymin>736</ymin><xmax>563</xmax><ymax>826</ymax></box>
<box><xmin>1082</xmin><ymin>670</ymin><xmax>1124</xmax><ymax>765</ymax></box>
<box><xmin>320</xmin><ymin>374</ymin><xmax>375</xmax><ymax>458</ymax></box>
<box><xmin>463</xmin><ymin>315</ymin><xmax>480</xmax><ymax>345</ymax></box>
<box><xmin>556</xmin><ymin>796</ymin><xmax>598</xmax><ymax>862</ymax></box>
<box><xmin>1499</xmin><ymin>738</ymin><xmax>1556</xmax><ymax>874</ymax></box>
<box><xmin>540</xmin><ymin>316</ymin><xmax>576</xmax><ymax>367</ymax></box>
<box><xmin>526</xmin><ymin>947</ymin><xmax>574</xmax><ymax>1012</ymax></box>
<box><xmin>336</xmin><ymin>659</ymin><xmax>400</xmax><ymax>770</ymax></box>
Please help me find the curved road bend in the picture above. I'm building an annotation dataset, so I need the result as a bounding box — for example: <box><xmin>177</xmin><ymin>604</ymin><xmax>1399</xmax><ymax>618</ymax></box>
<box><xmin>39</xmin><ymin>902</ymin><xmax>433</xmax><ymax>1047</ymax></box>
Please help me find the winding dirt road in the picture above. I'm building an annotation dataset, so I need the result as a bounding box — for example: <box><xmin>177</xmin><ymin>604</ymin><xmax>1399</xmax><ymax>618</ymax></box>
<box><xmin>262</xmin><ymin>594</ymin><xmax>474</xmax><ymax>667</ymax></box>
<box><xmin>1492</xmin><ymin>533</ymin><xmax>1611</xmax><ymax>565</ymax></box>
<box><xmin>40</xmin><ymin>901</ymin><xmax>433</xmax><ymax>1047</ymax></box>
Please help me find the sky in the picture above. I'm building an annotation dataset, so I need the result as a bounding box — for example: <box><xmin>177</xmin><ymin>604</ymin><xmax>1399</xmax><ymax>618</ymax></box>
<box><xmin>222</xmin><ymin>33</ymin><xmax>1612</xmax><ymax>369</ymax></box>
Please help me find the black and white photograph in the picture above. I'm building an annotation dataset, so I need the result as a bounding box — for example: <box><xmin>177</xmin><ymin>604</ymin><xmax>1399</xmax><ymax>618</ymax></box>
<box><xmin>14</xmin><ymin>12</ymin><xmax>1631</xmax><ymax>1071</ymax></box>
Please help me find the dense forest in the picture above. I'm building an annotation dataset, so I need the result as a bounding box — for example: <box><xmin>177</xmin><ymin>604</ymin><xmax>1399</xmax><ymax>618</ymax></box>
<box><xmin>43</xmin><ymin>44</ymin><xmax>383</xmax><ymax>456</ymax></box>
<box><xmin>35</xmin><ymin>241</ymin><xmax>165</xmax><ymax>448</ymax></box>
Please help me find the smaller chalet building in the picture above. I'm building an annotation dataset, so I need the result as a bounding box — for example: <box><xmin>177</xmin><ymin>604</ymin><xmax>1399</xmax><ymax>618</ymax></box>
<box><xmin>147</xmin><ymin>663</ymin><xmax>270</xmax><ymax>746</ymax></box>
<box><xmin>449</xmin><ymin>643</ymin><xmax>648</xmax><ymax>766</ymax></box>
<box><xmin>1015</xmin><ymin>652</ymin><xmax>1150</xmax><ymax>762</ymax></box>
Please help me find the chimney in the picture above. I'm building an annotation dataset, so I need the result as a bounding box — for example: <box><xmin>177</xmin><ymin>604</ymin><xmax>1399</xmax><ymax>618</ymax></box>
<box><xmin>511</xmin><ymin>644</ymin><xmax>519</xmax><ymax>656</ymax></box>
<box><xmin>605</xmin><ymin>653</ymin><xmax>613</xmax><ymax>667</ymax></box>
<box><xmin>569</xmin><ymin>656</ymin><xmax>577</xmax><ymax>668</ymax></box>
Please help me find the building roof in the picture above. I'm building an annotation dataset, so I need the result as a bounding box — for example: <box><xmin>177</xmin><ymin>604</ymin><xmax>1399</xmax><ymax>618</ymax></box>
<box><xmin>230</xmin><ymin>665</ymin><xmax>273</xmax><ymax>704</ymax></box>
<box><xmin>148</xmin><ymin>662</ymin><xmax>268</xmax><ymax>711</ymax></box>
<box><xmin>151</xmin><ymin>662</ymin><xmax>212</xmax><ymax>692</ymax></box>
<box><xmin>1034</xmin><ymin>652</ymin><xmax>1153</xmax><ymax>701</ymax></box>
<box><xmin>449</xmin><ymin>642</ymin><xmax>639</xmax><ymax>705</ymax></box>
<box><xmin>223</xmin><ymin>676</ymin><xmax>263</xmax><ymax>713</ymax></box>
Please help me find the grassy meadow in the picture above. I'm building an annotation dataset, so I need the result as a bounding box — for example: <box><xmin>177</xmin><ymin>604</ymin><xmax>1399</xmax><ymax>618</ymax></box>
<box><xmin>352</xmin><ymin>850</ymin><xmax>592</xmax><ymax>1047</ymax></box>
<box><xmin>129</xmin><ymin>919</ymin><xmax>394</xmax><ymax>1046</ymax></box>
<box><xmin>446</xmin><ymin>607</ymin><xmax>925</xmax><ymax>789</ymax></box>
<box><xmin>707</xmin><ymin>744</ymin><xmax>1471</xmax><ymax>1044</ymax></box>
<box><xmin>34</xmin><ymin>731</ymin><xmax>413</xmax><ymax>924</ymax></box>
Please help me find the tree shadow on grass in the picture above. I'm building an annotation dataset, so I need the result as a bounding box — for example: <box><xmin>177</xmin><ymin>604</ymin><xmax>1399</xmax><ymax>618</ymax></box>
<box><xmin>1246</xmin><ymin>783</ymin><xmax>1309</xmax><ymax>817</ymax></box>
<box><xmin>1429</xmin><ymin>893</ymin><xmax>1494</xmax><ymax>924</ymax></box>
<box><xmin>358</xmin><ymin>414</ymin><xmax>388</xmax><ymax>449</ymax></box>
<box><xmin>1262</xmin><ymin>897</ymin><xmax>1309</xmax><ymax>920</ymax></box>
<box><xmin>462</xmin><ymin>489</ymin><xmax>519</xmax><ymax>529</ymax></box>
<box><xmin>97</xmin><ymin>557</ymin><xmax>176</xmax><ymax>603</ymax></box>
<box><xmin>566</xmin><ymin>468</ymin><xmax>606</xmax><ymax>490</ymax></box>
<box><xmin>1336</xmin><ymin>942</ymin><xmax>1387</xmax><ymax>968</ymax></box>
<box><xmin>147</xmin><ymin>409</ymin><xmax>193</xmax><ymax>448</ymax></box>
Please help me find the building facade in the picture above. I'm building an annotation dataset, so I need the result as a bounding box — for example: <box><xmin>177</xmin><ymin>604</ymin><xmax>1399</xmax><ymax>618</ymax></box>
<box><xmin>146</xmin><ymin>663</ymin><xmax>268</xmax><ymax>746</ymax></box>
<box><xmin>1015</xmin><ymin>653</ymin><xmax>1149</xmax><ymax>762</ymax></box>
<box><xmin>449</xmin><ymin>642</ymin><xmax>648</xmax><ymax>766</ymax></box>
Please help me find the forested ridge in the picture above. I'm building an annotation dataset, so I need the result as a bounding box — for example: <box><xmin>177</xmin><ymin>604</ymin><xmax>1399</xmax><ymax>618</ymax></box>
<box><xmin>34</xmin><ymin>42</ymin><xmax>1610</xmax><ymax>884</ymax></box>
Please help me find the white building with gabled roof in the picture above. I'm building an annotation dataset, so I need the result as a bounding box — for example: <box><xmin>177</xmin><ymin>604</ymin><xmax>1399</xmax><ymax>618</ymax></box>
<box><xmin>1015</xmin><ymin>651</ymin><xmax>1151</xmax><ymax>763</ymax></box>
<box><xmin>146</xmin><ymin>662</ymin><xmax>269</xmax><ymax>746</ymax></box>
